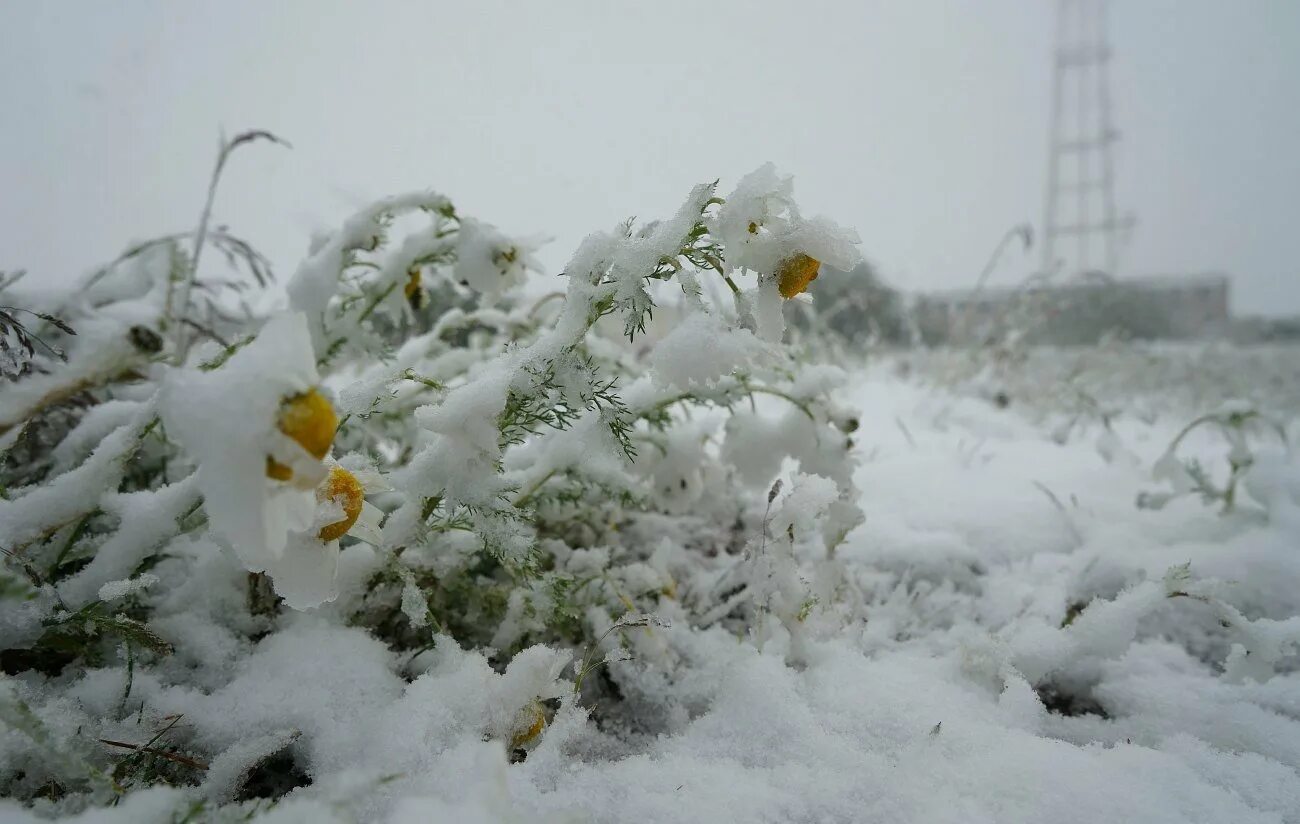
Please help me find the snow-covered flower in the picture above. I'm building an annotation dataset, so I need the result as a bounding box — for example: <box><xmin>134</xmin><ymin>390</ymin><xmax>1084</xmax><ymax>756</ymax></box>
<box><xmin>776</xmin><ymin>252</ymin><xmax>822</xmax><ymax>299</ymax></box>
<box><xmin>453</xmin><ymin>218</ymin><xmax>547</xmax><ymax>298</ymax></box>
<box><xmin>709</xmin><ymin>162</ymin><xmax>861</xmax><ymax>281</ymax></box>
<box><xmin>266</xmin><ymin>463</ymin><xmax>385</xmax><ymax>609</ymax></box>
<box><xmin>160</xmin><ymin>312</ymin><xmax>328</xmax><ymax>574</ymax></box>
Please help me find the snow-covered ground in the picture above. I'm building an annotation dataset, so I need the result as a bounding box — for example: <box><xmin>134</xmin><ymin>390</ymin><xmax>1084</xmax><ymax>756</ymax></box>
<box><xmin>5</xmin><ymin>345</ymin><xmax>1298</xmax><ymax>823</ymax></box>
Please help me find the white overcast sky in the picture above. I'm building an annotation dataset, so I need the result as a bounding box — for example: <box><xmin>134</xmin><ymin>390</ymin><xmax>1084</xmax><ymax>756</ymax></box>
<box><xmin>2</xmin><ymin>1</ymin><xmax>1297</xmax><ymax>314</ymax></box>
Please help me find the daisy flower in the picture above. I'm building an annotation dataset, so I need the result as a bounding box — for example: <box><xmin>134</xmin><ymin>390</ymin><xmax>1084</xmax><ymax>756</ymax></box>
<box><xmin>453</xmin><ymin>217</ymin><xmax>547</xmax><ymax>299</ymax></box>
<box><xmin>160</xmin><ymin>312</ymin><xmax>350</xmax><ymax>592</ymax></box>
<box><xmin>709</xmin><ymin>163</ymin><xmax>861</xmax><ymax>292</ymax></box>
<box><xmin>266</xmin><ymin>461</ymin><xmax>387</xmax><ymax>610</ymax></box>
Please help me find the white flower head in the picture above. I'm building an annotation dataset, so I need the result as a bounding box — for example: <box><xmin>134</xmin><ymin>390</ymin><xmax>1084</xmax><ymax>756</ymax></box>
<box><xmin>159</xmin><ymin>312</ymin><xmax>326</xmax><ymax>572</ymax></box>
<box><xmin>453</xmin><ymin>218</ymin><xmax>548</xmax><ymax>299</ymax></box>
<box><xmin>710</xmin><ymin>162</ymin><xmax>861</xmax><ymax>278</ymax></box>
<box><xmin>266</xmin><ymin>461</ymin><xmax>386</xmax><ymax>610</ymax></box>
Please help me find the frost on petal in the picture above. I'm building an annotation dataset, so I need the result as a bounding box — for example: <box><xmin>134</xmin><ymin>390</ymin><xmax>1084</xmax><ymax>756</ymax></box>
<box><xmin>712</xmin><ymin>164</ymin><xmax>790</xmax><ymax>248</ymax></box>
<box><xmin>489</xmin><ymin>644</ymin><xmax>572</xmax><ymax>737</ymax></box>
<box><xmin>349</xmin><ymin>501</ymin><xmax>386</xmax><ymax>545</ymax></box>
<box><xmin>787</xmin><ymin>214</ymin><xmax>863</xmax><ymax>272</ymax></box>
<box><xmin>708</xmin><ymin>163</ymin><xmax>861</xmax><ymax>281</ymax></box>
<box><xmin>710</xmin><ymin>163</ymin><xmax>796</xmax><ymax>276</ymax></box>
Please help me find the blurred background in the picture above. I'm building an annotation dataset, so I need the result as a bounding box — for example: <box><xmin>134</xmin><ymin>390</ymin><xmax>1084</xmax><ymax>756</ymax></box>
<box><xmin>2</xmin><ymin>0</ymin><xmax>1298</xmax><ymax>340</ymax></box>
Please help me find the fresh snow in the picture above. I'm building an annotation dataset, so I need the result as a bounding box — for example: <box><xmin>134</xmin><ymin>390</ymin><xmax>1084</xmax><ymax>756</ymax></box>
<box><xmin>4</xmin><ymin>355</ymin><xmax>1299</xmax><ymax>822</ymax></box>
<box><xmin>1</xmin><ymin>162</ymin><xmax>1297</xmax><ymax>822</ymax></box>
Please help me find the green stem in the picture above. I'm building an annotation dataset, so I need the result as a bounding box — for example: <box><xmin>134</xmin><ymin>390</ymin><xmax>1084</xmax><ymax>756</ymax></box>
<box><xmin>47</xmin><ymin>510</ymin><xmax>97</xmax><ymax>578</ymax></box>
<box><xmin>402</xmin><ymin>368</ymin><xmax>444</xmax><ymax>390</ymax></box>
<box><xmin>1164</xmin><ymin>413</ymin><xmax>1219</xmax><ymax>455</ymax></box>
<box><xmin>745</xmin><ymin>385</ymin><xmax>817</xmax><ymax>422</ymax></box>
<box><xmin>513</xmin><ymin>469</ymin><xmax>558</xmax><ymax>509</ymax></box>
<box><xmin>357</xmin><ymin>281</ymin><xmax>398</xmax><ymax>324</ymax></box>
<box><xmin>527</xmin><ymin>292</ymin><xmax>566</xmax><ymax>319</ymax></box>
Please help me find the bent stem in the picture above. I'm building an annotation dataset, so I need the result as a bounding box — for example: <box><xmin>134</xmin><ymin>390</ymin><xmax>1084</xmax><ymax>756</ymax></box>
<box><xmin>171</xmin><ymin>130</ymin><xmax>289</xmax><ymax>365</ymax></box>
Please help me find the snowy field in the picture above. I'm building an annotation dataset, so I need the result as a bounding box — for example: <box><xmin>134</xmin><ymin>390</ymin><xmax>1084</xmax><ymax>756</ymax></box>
<box><xmin>2</xmin><ymin>167</ymin><xmax>1299</xmax><ymax>823</ymax></box>
<box><xmin>5</xmin><ymin>347</ymin><xmax>1299</xmax><ymax>823</ymax></box>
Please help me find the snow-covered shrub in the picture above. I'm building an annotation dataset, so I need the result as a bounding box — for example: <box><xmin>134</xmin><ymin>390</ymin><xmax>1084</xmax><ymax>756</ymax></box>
<box><xmin>0</xmin><ymin>143</ymin><xmax>868</xmax><ymax>815</ymax></box>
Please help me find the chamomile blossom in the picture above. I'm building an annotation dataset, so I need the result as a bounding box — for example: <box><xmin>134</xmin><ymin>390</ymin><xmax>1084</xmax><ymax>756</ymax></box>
<box><xmin>266</xmin><ymin>461</ymin><xmax>387</xmax><ymax>609</ymax></box>
<box><xmin>453</xmin><ymin>217</ymin><xmax>548</xmax><ymax>299</ymax></box>
<box><xmin>160</xmin><ymin>312</ymin><xmax>327</xmax><ymax>572</ymax></box>
<box><xmin>709</xmin><ymin>162</ymin><xmax>861</xmax><ymax>284</ymax></box>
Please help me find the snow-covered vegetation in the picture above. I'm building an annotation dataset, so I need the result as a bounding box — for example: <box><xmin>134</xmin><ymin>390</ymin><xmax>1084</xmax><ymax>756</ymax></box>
<box><xmin>2</xmin><ymin>142</ymin><xmax>1299</xmax><ymax>822</ymax></box>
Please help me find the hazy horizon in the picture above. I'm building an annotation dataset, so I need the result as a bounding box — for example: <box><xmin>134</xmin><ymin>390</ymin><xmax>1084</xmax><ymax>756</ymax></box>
<box><xmin>2</xmin><ymin>1</ymin><xmax>1297</xmax><ymax>315</ymax></box>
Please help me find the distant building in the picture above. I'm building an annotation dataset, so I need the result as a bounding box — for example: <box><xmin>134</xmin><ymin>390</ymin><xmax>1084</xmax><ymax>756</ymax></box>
<box><xmin>914</xmin><ymin>272</ymin><xmax>1230</xmax><ymax>345</ymax></box>
<box><xmin>1229</xmin><ymin>314</ymin><xmax>1300</xmax><ymax>343</ymax></box>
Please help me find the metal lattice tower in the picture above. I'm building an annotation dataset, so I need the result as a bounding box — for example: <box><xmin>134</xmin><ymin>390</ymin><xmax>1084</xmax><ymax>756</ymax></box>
<box><xmin>1040</xmin><ymin>0</ymin><xmax>1132</xmax><ymax>278</ymax></box>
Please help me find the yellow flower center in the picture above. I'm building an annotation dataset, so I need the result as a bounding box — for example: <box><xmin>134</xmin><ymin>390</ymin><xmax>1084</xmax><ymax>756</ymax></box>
<box><xmin>316</xmin><ymin>466</ymin><xmax>364</xmax><ymax>542</ymax></box>
<box><xmin>266</xmin><ymin>388</ymin><xmax>337</xmax><ymax>481</ymax></box>
<box><xmin>661</xmin><ymin>573</ymin><xmax>678</xmax><ymax>600</ymax></box>
<box><xmin>508</xmin><ymin>700</ymin><xmax>547</xmax><ymax>750</ymax></box>
<box><xmin>404</xmin><ymin>269</ymin><xmax>422</xmax><ymax>306</ymax></box>
<box><xmin>776</xmin><ymin>253</ymin><xmax>821</xmax><ymax>299</ymax></box>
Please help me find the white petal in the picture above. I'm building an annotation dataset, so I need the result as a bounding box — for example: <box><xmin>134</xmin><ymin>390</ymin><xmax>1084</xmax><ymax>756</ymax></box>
<box><xmin>158</xmin><ymin>312</ymin><xmax>321</xmax><ymax>573</ymax></box>
<box><xmin>259</xmin><ymin>485</ymin><xmax>318</xmax><ymax>564</ymax></box>
<box><xmin>348</xmin><ymin>501</ymin><xmax>386</xmax><ymax>545</ymax></box>
<box><xmin>350</xmin><ymin>463</ymin><xmax>392</xmax><ymax>494</ymax></box>
<box><xmin>266</xmin><ymin>532</ymin><xmax>340</xmax><ymax>610</ymax></box>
